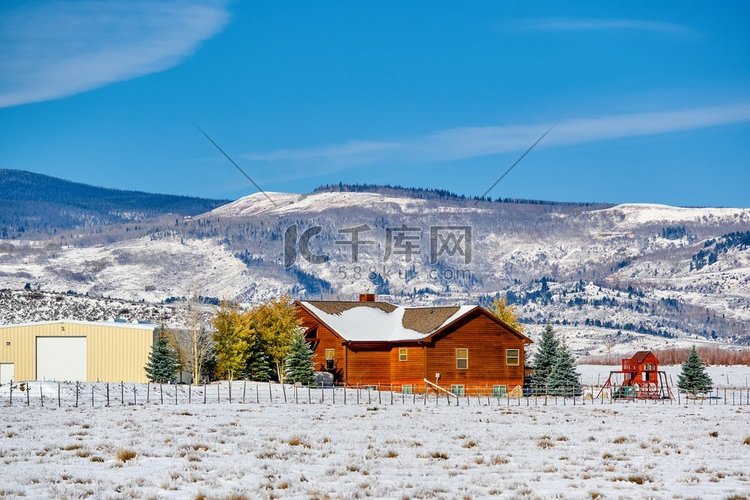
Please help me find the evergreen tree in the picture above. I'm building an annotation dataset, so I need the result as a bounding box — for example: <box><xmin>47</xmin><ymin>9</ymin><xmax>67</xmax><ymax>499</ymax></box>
<box><xmin>547</xmin><ymin>340</ymin><xmax>581</xmax><ymax>396</ymax></box>
<box><xmin>145</xmin><ymin>329</ymin><xmax>179</xmax><ymax>383</ymax></box>
<box><xmin>244</xmin><ymin>337</ymin><xmax>273</xmax><ymax>381</ymax></box>
<box><xmin>532</xmin><ymin>323</ymin><xmax>559</xmax><ymax>389</ymax></box>
<box><xmin>283</xmin><ymin>333</ymin><xmax>315</xmax><ymax>386</ymax></box>
<box><xmin>677</xmin><ymin>346</ymin><xmax>713</xmax><ymax>396</ymax></box>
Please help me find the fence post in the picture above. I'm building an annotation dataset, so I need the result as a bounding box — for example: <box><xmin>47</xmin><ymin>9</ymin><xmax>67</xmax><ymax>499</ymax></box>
<box><xmin>91</xmin><ymin>385</ymin><xmax>94</xmax><ymax>407</ymax></box>
<box><xmin>57</xmin><ymin>382</ymin><xmax>60</xmax><ymax>407</ymax></box>
<box><xmin>368</xmin><ymin>387</ymin><xmax>372</xmax><ymax>405</ymax></box>
<box><xmin>175</xmin><ymin>384</ymin><xmax>178</xmax><ymax>405</ymax></box>
<box><xmin>228</xmin><ymin>380</ymin><xmax>232</xmax><ymax>404</ymax></box>
<box><xmin>121</xmin><ymin>382</ymin><xmax>124</xmax><ymax>406</ymax></box>
<box><xmin>390</xmin><ymin>384</ymin><xmax>393</xmax><ymax>405</ymax></box>
<box><xmin>106</xmin><ymin>383</ymin><xmax>110</xmax><ymax>406</ymax></box>
<box><xmin>269</xmin><ymin>382</ymin><xmax>273</xmax><ymax>403</ymax></box>
<box><xmin>321</xmin><ymin>384</ymin><xmax>324</xmax><ymax>404</ymax></box>
<box><xmin>295</xmin><ymin>384</ymin><xmax>298</xmax><ymax>404</ymax></box>
<box><xmin>9</xmin><ymin>381</ymin><xmax>12</xmax><ymax>406</ymax></box>
<box><xmin>75</xmin><ymin>382</ymin><xmax>79</xmax><ymax>407</ymax></box>
<box><xmin>343</xmin><ymin>385</ymin><xmax>347</xmax><ymax>405</ymax></box>
<box><xmin>255</xmin><ymin>383</ymin><xmax>259</xmax><ymax>404</ymax></box>
<box><xmin>378</xmin><ymin>385</ymin><xmax>381</xmax><ymax>405</ymax></box>
<box><xmin>146</xmin><ymin>383</ymin><xmax>150</xmax><ymax>404</ymax></box>
<box><xmin>332</xmin><ymin>385</ymin><xmax>335</xmax><ymax>404</ymax></box>
<box><xmin>204</xmin><ymin>383</ymin><xmax>207</xmax><ymax>404</ymax></box>
<box><xmin>242</xmin><ymin>380</ymin><xmax>246</xmax><ymax>404</ymax></box>
<box><xmin>160</xmin><ymin>383</ymin><xmax>164</xmax><ymax>404</ymax></box>
<box><xmin>40</xmin><ymin>383</ymin><xmax>43</xmax><ymax>408</ymax></box>
<box><xmin>357</xmin><ymin>384</ymin><xmax>360</xmax><ymax>405</ymax></box>
<box><xmin>26</xmin><ymin>384</ymin><xmax>30</xmax><ymax>406</ymax></box>
<box><xmin>133</xmin><ymin>386</ymin><xmax>137</xmax><ymax>405</ymax></box>
<box><xmin>217</xmin><ymin>383</ymin><xmax>220</xmax><ymax>403</ymax></box>
<box><xmin>724</xmin><ymin>387</ymin><xmax>727</xmax><ymax>405</ymax></box>
<box><xmin>308</xmin><ymin>385</ymin><xmax>311</xmax><ymax>404</ymax></box>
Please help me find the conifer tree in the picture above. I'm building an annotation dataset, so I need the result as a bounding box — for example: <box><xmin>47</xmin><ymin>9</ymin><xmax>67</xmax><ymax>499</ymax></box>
<box><xmin>244</xmin><ymin>337</ymin><xmax>273</xmax><ymax>381</ymax></box>
<box><xmin>547</xmin><ymin>340</ymin><xmax>581</xmax><ymax>396</ymax></box>
<box><xmin>145</xmin><ymin>328</ymin><xmax>179</xmax><ymax>383</ymax></box>
<box><xmin>283</xmin><ymin>333</ymin><xmax>315</xmax><ymax>386</ymax></box>
<box><xmin>532</xmin><ymin>323</ymin><xmax>559</xmax><ymax>388</ymax></box>
<box><xmin>678</xmin><ymin>346</ymin><xmax>713</xmax><ymax>396</ymax></box>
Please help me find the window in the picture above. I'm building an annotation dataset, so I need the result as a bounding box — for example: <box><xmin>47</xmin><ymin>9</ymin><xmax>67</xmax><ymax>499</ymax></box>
<box><xmin>402</xmin><ymin>385</ymin><xmax>413</xmax><ymax>394</ymax></box>
<box><xmin>325</xmin><ymin>349</ymin><xmax>335</xmax><ymax>370</ymax></box>
<box><xmin>506</xmin><ymin>349</ymin><xmax>520</xmax><ymax>366</ymax></box>
<box><xmin>399</xmin><ymin>348</ymin><xmax>408</xmax><ymax>362</ymax></box>
<box><xmin>450</xmin><ymin>385</ymin><xmax>465</xmax><ymax>396</ymax></box>
<box><xmin>644</xmin><ymin>363</ymin><xmax>655</xmax><ymax>371</ymax></box>
<box><xmin>456</xmin><ymin>348</ymin><xmax>469</xmax><ymax>369</ymax></box>
<box><xmin>493</xmin><ymin>385</ymin><xmax>507</xmax><ymax>397</ymax></box>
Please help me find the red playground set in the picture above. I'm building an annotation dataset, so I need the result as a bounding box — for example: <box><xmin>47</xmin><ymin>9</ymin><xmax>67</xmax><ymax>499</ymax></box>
<box><xmin>599</xmin><ymin>351</ymin><xmax>673</xmax><ymax>399</ymax></box>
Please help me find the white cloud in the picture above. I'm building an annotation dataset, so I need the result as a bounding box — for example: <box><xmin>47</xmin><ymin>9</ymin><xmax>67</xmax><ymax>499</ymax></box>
<box><xmin>0</xmin><ymin>1</ymin><xmax>229</xmax><ymax>108</ymax></box>
<box><xmin>513</xmin><ymin>17</ymin><xmax>692</xmax><ymax>35</ymax></box>
<box><xmin>242</xmin><ymin>103</ymin><xmax>750</xmax><ymax>171</ymax></box>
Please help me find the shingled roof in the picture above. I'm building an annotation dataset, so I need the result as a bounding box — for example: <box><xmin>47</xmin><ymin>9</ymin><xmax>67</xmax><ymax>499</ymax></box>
<box><xmin>299</xmin><ymin>301</ymin><xmax>475</xmax><ymax>342</ymax></box>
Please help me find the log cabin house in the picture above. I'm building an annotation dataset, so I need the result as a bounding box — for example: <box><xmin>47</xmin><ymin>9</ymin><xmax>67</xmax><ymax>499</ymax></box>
<box><xmin>296</xmin><ymin>294</ymin><xmax>532</xmax><ymax>396</ymax></box>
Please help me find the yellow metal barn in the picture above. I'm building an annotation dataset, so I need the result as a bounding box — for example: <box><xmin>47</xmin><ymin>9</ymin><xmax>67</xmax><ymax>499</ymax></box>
<box><xmin>0</xmin><ymin>320</ymin><xmax>156</xmax><ymax>384</ymax></box>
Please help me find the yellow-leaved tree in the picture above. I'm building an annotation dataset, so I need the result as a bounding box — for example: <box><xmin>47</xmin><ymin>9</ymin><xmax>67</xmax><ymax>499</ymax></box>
<box><xmin>249</xmin><ymin>295</ymin><xmax>301</xmax><ymax>383</ymax></box>
<box><xmin>488</xmin><ymin>296</ymin><xmax>524</xmax><ymax>333</ymax></box>
<box><xmin>212</xmin><ymin>301</ymin><xmax>252</xmax><ymax>380</ymax></box>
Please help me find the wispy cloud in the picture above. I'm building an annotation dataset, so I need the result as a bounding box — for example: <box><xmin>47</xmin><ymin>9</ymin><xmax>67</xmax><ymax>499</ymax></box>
<box><xmin>243</xmin><ymin>103</ymin><xmax>750</xmax><ymax>177</ymax></box>
<box><xmin>0</xmin><ymin>1</ymin><xmax>229</xmax><ymax>108</ymax></box>
<box><xmin>513</xmin><ymin>17</ymin><xmax>692</xmax><ymax>35</ymax></box>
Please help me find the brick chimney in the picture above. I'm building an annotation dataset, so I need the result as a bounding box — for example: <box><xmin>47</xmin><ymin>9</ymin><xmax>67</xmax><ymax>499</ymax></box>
<box><xmin>359</xmin><ymin>293</ymin><xmax>377</xmax><ymax>302</ymax></box>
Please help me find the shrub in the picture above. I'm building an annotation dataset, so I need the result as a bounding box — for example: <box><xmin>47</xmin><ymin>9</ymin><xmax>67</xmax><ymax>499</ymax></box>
<box><xmin>116</xmin><ymin>449</ymin><xmax>137</xmax><ymax>462</ymax></box>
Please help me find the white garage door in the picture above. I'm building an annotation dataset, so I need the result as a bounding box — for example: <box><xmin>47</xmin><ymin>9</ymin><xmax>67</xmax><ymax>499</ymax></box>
<box><xmin>36</xmin><ymin>337</ymin><xmax>87</xmax><ymax>382</ymax></box>
<box><xmin>0</xmin><ymin>363</ymin><xmax>14</xmax><ymax>384</ymax></box>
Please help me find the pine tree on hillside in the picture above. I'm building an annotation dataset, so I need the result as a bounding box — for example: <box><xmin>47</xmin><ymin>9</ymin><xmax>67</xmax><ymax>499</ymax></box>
<box><xmin>677</xmin><ymin>346</ymin><xmax>713</xmax><ymax>396</ymax></box>
<box><xmin>532</xmin><ymin>323</ymin><xmax>559</xmax><ymax>388</ymax></box>
<box><xmin>547</xmin><ymin>340</ymin><xmax>581</xmax><ymax>396</ymax></box>
<box><xmin>145</xmin><ymin>329</ymin><xmax>179</xmax><ymax>383</ymax></box>
<box><xmin>284</xmin><ymin>333</ymin><xmax>315</xmax><ymax>386</ymax></box>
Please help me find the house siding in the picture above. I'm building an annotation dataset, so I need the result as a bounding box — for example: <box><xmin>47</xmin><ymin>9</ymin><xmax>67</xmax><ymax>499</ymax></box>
<box><xmin>425</xmin><ymin>312</ymin><xmax>525</xmax><ymax>391</ymax></box>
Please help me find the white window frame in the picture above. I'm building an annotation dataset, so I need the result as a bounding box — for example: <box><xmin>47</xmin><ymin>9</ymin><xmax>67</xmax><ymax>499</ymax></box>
<box><xmin>398</xmin><ymin>348</ymin><xmax>408</xmax><ymax>362</ymax></box>
<box><xmin>450</xmin><ymin>384</ymin><xmax>465</xmax><ymax>396</ymax></box>
<box><xmin>506</xmin><ymin>348</ymin><xmax>520</xmax><ymax>366</ymax></box>
<box><xmin>456</xmin><ymin>348</ymin><xmax>469</xmax><ymax>370</ymax></box>
<box><xmin>325</xmin><ymin>348</ymin><xmax>335</xmax><ymax>361</ymax></box>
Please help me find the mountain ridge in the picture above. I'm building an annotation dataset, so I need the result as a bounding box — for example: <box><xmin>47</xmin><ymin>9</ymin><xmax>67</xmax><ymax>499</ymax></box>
<box><xmin>0</xmin><ymin>169</ymin><xmax>229</xmax><ymax>237</ymax></box>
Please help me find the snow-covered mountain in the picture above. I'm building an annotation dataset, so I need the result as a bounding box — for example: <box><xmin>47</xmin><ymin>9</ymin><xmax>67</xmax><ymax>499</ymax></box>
<box><xmin>2</xmin><ymin>185</ymin><xmax>749</xmax><ymax>355</ymax></box>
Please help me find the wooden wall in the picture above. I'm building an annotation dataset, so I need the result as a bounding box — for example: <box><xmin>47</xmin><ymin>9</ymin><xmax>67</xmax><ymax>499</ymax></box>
<box><xmin>424</xmin><ymin>311</ymin><xmax>525</xmax><ymax>389</ymax></box>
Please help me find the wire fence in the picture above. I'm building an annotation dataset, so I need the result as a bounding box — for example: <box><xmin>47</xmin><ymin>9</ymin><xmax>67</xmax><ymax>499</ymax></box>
<box><xmin>1</xmin><ymin>381</ymin><xmax>750</xmax><ymax>408</ymax></box>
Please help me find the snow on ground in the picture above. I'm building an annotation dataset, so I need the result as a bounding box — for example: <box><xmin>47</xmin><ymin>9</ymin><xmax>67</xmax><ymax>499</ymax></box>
<box><xmin>1</xmin><ymin>390</ymin><xmax>749</xmax><ymax>499</ymax></box>
<box><xmin>591</xmin><ymin>203</ymin><xmax>750</xmax><ymax>228</ymax></box>
<box><xmin>578</xmin><ymin>364</ymin><xmax>750</xmax><ymax>388</ymax></box>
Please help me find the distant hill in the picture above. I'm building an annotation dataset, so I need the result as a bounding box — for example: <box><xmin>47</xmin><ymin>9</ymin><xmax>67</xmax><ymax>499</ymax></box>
<box><xmin>0</xmin><ymin>169</ymin><xmax>228</xmax><ymax>237</ymax></box>
<box><xmin>313</xmin><ymin>182</ymin><xmax>608</xmax><ymax>207</ymax></box>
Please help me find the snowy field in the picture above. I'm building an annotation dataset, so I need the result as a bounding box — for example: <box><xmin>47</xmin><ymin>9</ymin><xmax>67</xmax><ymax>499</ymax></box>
<box><xmin>1</xmin><ymin>389</ymin><xmax>750</xmax><ymax>498</ymax></box>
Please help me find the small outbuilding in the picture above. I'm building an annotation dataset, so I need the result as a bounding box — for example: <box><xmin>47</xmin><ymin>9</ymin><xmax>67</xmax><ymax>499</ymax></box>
<box><xmin>0</xmin><ymin>320</ymin><xmax>157</xmax><ymax>384</ymax></box>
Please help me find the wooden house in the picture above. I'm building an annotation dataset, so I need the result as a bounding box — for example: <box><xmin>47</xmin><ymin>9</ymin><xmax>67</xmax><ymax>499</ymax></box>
<box><xmin>296</xmin><ymin>295</ymin><xmax>532</xmax><ymax>396</ymax></box>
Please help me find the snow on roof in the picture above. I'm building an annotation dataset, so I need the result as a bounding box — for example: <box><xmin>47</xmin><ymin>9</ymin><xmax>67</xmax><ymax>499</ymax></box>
<box><xmin>0</xmin><ymin>319</ymin><xmax>158</xmax><ymax>330</ymax></box>
<box><xmin>301</xmin><ymin>301</ymin><xmax>476</xmax><ymax>342</ymax></box>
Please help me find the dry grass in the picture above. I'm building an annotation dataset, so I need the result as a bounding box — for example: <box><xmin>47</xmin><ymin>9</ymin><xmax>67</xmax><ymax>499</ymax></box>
<box><xmin>612</xmin><ymin>436</ymin><xmax>628</xmax><ymax>444</ymax></box>
<box><xmin>430</xmin><ymin>452</ymin><xmax>449</xmax><ymax>460</ymax></box>
<box><xmin>384</xmin><ymin>450</ymin><xmax>399</xmax><ymax>458</ymax></box>
<box><xmin>538</xmin><ymin>437</ymin><xmax>554</xmax><ymax>449</ymax></box>
<box><xmin>491</xmin><ymin>455</ymin><xmax>509</xmax><ymax>465</ymax></box>
<box><xmin>743</xmin><ymin>436</ymin><xmax>750</xmax><ymax>446</ymax></box>
<box><xmin>115</xmin><ymin>449</ymin><xmax>137</xmax><ymax>463</ymax></box>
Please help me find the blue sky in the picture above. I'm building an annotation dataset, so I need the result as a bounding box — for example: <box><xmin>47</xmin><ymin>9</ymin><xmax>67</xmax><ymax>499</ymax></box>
<box><xmin>1</xmin><ymin>1</ymin><xmax>748</xmax><ymax>206</ymax></box>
